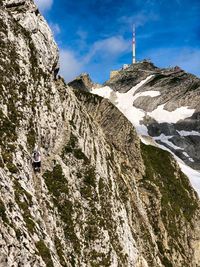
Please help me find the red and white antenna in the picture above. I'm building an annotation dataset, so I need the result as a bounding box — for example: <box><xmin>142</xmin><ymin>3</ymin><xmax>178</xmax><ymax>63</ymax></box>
<box><xmin>132</xmin><ymin>24</ymin><xmax>136</xmax><ymax>64</ymax></box>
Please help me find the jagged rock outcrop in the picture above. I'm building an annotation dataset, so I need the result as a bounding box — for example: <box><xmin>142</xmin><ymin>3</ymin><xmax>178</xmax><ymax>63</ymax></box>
<box><xmin>68</xmin><ymin>73</ymin><xmax>98</xmax><ymax>92</ymax></box>
<box><xmin>4</xmin><ymin>0</ymin><xmax>59</xmax><ymax>72</ymax></box>
<box><xmin>0</xmin><ymin>1</ymin><xmax>200</xmax><ymax>267</ymax></box>
<box><xmin>105</xmin><ymin>61</ymin><xmax>159</xmax><ymax>93</ymax></box>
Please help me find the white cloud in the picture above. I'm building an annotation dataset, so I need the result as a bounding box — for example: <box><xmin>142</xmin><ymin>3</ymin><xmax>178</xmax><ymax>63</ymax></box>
<box><xmin>84</xmin><ymin>35</ymin><xmax>130</xmax><ymax>63</ymax></box>
<box><xmin>77</xmin><ymin>30</ymin><xmax>88</xmax><ymax>41</ymax></box>
<box><xmin>76</xmin><ymin>30</ymin><xmax>88</xmax><ymax>49</ymax></box>
<box><xmin>49</xmin><ymin>23</ymin><xmax>61</xmax><ymax>36</ymax></box>
<box><xmin>59</xmin><ymin>35</ymin><xmax>130</xmax><ymax>83</ymax></box>
<box><xmin>172</xmin><ymin>48</ymin><xmax>200</xmax><ymax>76</ymax></box>
<box><xmin>34</xmin><ymin>0</ymin><xmax>53</xmax><ymax>12</ymax></box>
<box><xmin>119</xmin><ymin>11</ymin><xmax>159</xmax><ymax>28</ymax></box>
<box><xmin>59</xmin><ymin>49</ymin><xmax>83</xmax><ymax>82</ymax></box>
<box><xmin>145</xmin><ymin>47</ymin><xmax>200</xmax><ymax>77</ymax></box>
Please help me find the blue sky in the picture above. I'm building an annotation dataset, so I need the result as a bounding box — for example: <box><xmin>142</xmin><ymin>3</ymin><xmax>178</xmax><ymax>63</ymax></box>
<box><xmin>35</xmin><ymin>0</ymin><xmax>200</xmax><ymax>83</ymax></box>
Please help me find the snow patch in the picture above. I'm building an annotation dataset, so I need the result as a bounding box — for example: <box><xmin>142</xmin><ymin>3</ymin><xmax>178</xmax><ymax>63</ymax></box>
<box><xmin>154</xmin><ymin>134</ymin><xmax>184</xmax><ymax>150</ymax></box>
<box><xmin>116</xmin><ymin>95</ymin><xmax>147</xmax><ymax>135</ymax></box>
<box><xmin>177</xmin><ymin>130</ymin><xmax>200</xmax><ymax>137</ymax></box>
<box><xmin>132</xmin><ymin>90</ymin><xmax>161</xmax><ymax>102</ymax></box>
<box><xmin>91</xmin><ymin>86</ymin><xmax>113</xmax><ymax>99</ymax></box>
<box><xmin>178</xmin><ymin>162</ymin><xmax>200</xmax><ymax>197</ymax></box>
<box><xmin>115</xmin><ymin>76</ymin><xmax>154</xmax><ymax>135</ymax></box>
<box><xmin>183</xmin><ymin>151</ymin><xmax>190</xmax><ymax>157</ymax></box>
<box><xmin>123</xmin><ymin>75</ymin><xmax>154</xmax><ymax>96</ymax></box>
<box><xmin>147</xmin><ymin>105</ymin><xmax>195</xmax><ymax>124</ymax></box>
<box><xmin>91</xmin><ymin>77</ymin><xmax>200</xmax><ymax>197</ymax></box>
<box><xmin>182</xmin><ymin>152</ymin><xmax>194</xmax><ymax>162</ymax></box>
<box><xmin>91</xmin><ymin>75</ymin><xmax>154</xmax><ymax>136</ymax></box>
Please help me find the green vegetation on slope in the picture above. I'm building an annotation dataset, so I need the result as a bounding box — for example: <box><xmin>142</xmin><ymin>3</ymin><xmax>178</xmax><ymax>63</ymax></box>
<box><xmin>141</xmin><ymin>142</ymin><xmax>198</xmax><ymax>266</ymax></box>
<box><xmin>54</xmin><ymin>236</ymin><xmax>67</xmax><ymax>267</ymax></box>
<box><xmin>43</xmin><ymin>164</ymin><xmax>80</xmax><ymax>257</ymax></box>
<box><xmin>141</xmin><ymin>143</ymin><xmax>198</xmax><ymax>223</ymax></box>
<box><xmin>0</xmin><ymin>198</ymin><xmax>9</xmax><ymax>224</ymax></box>
<box><xmin>14</xmin><ymin>181</ymin><xmax>35</xmax><ymax>234</ymax></box>
<box><xmin>36</xmin><ymin>240</ymin><xmax>54</xmax><ymax>267</ymax></box>
<box><xmin>62</xmin><ymin>133</ymin><xmax>89</xmax><ymax>164</ymax></box>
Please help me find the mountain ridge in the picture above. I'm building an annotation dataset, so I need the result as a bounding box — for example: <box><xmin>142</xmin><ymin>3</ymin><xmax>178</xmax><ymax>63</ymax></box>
<box><xmin>70</xmin><ymin>62</ymin><xmax>200</xmax><ymax>171</ymax></box>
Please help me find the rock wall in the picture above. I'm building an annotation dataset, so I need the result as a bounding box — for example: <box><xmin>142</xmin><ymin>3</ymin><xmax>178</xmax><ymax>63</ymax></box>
<box><xmin>0</xmin><ymin>1</ymin><xmax>200</xmax><ymax>266</ymax></box>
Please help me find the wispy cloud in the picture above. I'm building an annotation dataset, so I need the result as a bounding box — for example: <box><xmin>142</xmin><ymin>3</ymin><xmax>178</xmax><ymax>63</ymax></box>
<box><xmin>76</xmin><ymin>30</ymin><xmax>88</xmax><ymax>41</ymax></box>
<box><xmin>59</xmin><ymin>49</ymin><xmax>83</xmax><ymax>82</ymax></box>
<box><xmin>59</xmin><ymin>35</ymin><xmax>131</xmax><ymax>82</ymax></box>
<box><xmin>119</xmin><ymin>11</ymin><xmax>159</xmax><ymax>28</ymax></box>
<box><xmin>49</xmin><ymin>23</ymin><xmax>61</xmax><ymax>36</ymax></box>
<box><xmin>76</xmin><ymin>29</ymin><xmax>88</xmax><ymax>49</ymax></box>
<box><xmin>34</xmin><ymin>0</ymin><xmax>53</xmax><ymax>12</ymax></box>
<box><xmin>145</xmin><ymin>47</ymin><xmax>200</xmax><ymax>77</ymax></box>
<box><xmin>84</xmin><ymin>35</ymin><xmax>130</xmax><ymax>63</ymax></box>
<box><xmin>43</xmin><ymin>0</ymin><xmax>200</xmax><ymax>83</ymax></box>
<box><xmin>172</xmin><ymin>48</ymin><xmax>200</xmax><ymax>76</ymax></box>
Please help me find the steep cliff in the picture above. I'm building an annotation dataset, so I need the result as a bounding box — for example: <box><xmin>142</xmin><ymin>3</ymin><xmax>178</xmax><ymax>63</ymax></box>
<box><xmin>0</xmin><ymin>1</ymin><xmax>200</xmax><ymax>267</ymax></box>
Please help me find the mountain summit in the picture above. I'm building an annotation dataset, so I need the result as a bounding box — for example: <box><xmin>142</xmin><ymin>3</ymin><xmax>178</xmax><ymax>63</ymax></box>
<box><xmin>80</xmin><ymin>61</ymin><xmax>200</xmax><ymax>172</ymax></box>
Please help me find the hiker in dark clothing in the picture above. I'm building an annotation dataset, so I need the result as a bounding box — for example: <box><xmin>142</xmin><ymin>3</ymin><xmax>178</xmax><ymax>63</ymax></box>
<box><xmin>53</xmin><ymin>61</ymin><xmax>60</xmax><ymax>80</ymax></box>
<box><xmin>32</xmin><ymin>151</ymin><xmax>41</xmax><ymax>172</ymax></box>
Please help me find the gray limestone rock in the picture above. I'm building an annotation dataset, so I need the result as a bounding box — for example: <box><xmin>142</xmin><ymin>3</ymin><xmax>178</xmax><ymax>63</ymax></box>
<box><xmin>0</xmin><ymin>1</ymin><xmax>200</xmax><ymax>267</ymax></box>
<box><xmin>68</xmin><ymin>73</ymin><xmax>95</xmax><ymax>92</ymax></box>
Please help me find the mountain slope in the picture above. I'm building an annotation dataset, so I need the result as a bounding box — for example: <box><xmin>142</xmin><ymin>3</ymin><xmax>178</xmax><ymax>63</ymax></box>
<box><xmin>0</xmin><ymin>1</ymin><xmax>200</xmax><ymax>266</ymax></box>
<box><xmin>86</xmin><ymin>63</ymin><xmax>200</xmax><ymax>171</ymax></box>
<box><xmin>74</xmin><ymin>89</ymin><xmax>200</xmax><ymax>267</ymax></box>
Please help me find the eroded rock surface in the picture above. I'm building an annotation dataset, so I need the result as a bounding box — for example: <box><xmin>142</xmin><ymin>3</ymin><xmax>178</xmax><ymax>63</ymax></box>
<box><xmin>0</xmin><ymin>1</ymin><xmax>200</xmax><ymax>267</ymax></box>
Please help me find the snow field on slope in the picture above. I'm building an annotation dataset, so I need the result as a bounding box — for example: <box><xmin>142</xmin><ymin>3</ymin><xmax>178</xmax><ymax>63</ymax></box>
<box><xmin>154</xmin><ymin>134</ymin><xmax>184</xmax><ymax>150</ymax></box>
<box><xmin>149</xmin><ymin>141</ymin><xmax>200</xmax><ymax>197</ymax></box>
<box><xmin>147</xmin><ymin>105</ymin><xmax>195</xmax><ymax>124</ymax></box>
<box><xmin>91</xmin><ymin>75</ymin><xmax>195</xmax><ymax>133</ymax></box>
<box><xmin>91</xmin><ymin>75</ymin><xmax>154</xmax><ymax>135</ymax></box>
<box><xmin>178</xmin><ymin>162</ymin><xmax>200</xmax><ymax>196</ymax></box>
<box><xmin>177</xmin><ymin>130</ymin><xmax>200</xmax><ymax>137</ymax></box>
<box><xmin>91</xmin><ymin>76</ymin><xmax>200</xmax><ymax>197</ymax></box>
<box><xmin>132</xmin><ymin>90</ymin><xmax>161</xmax><ymax>102</ymax></box>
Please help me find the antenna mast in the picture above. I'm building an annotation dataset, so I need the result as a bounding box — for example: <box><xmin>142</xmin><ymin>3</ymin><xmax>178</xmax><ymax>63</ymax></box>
<box><xmin>132</xmin><ymin>25</ymin><xmax>136</xmax><ymax>64</ymax></box>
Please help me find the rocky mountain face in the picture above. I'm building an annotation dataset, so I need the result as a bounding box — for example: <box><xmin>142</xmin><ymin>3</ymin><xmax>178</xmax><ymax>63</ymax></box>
<box><xmin>85</xmin><ymin>62</ymin><xmax>200</xmax><ymax>171</ymax></box>
<box><xmin>68</xmin><ymin>73</ymin><xmax>97</xmax><ymax>92</ymax></box>
<box><xmin>0</xmin><ymin>1</ymin><xmax>200</xmax><ymax>267</ymax></box>
<box><xmin>106</xmin><ymin>62</ymin><xmax>159</xmax><ymax>93</ymax></box>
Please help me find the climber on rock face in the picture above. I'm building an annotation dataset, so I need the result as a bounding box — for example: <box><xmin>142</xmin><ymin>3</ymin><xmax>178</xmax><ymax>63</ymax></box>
<box><xmin>53</xmin><ymin>61</ymin><xmax>60</xmax><ymax>80</ymax></box>
<box><xmin>32</xmin><ymin>150</ymin><xmax>41</xmax><ymax>172</ymax></box>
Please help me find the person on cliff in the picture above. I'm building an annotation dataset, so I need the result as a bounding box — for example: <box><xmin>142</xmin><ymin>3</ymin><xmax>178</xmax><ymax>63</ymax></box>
<box><xmin>32</xmin><ymin>150</ymin><xmax>41</xmax><ymax>172</ymax></box>
<box><xmin>53</xmin><ymin>61</ymin><xmax>60</xmax><ymax>80</ymax></box>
